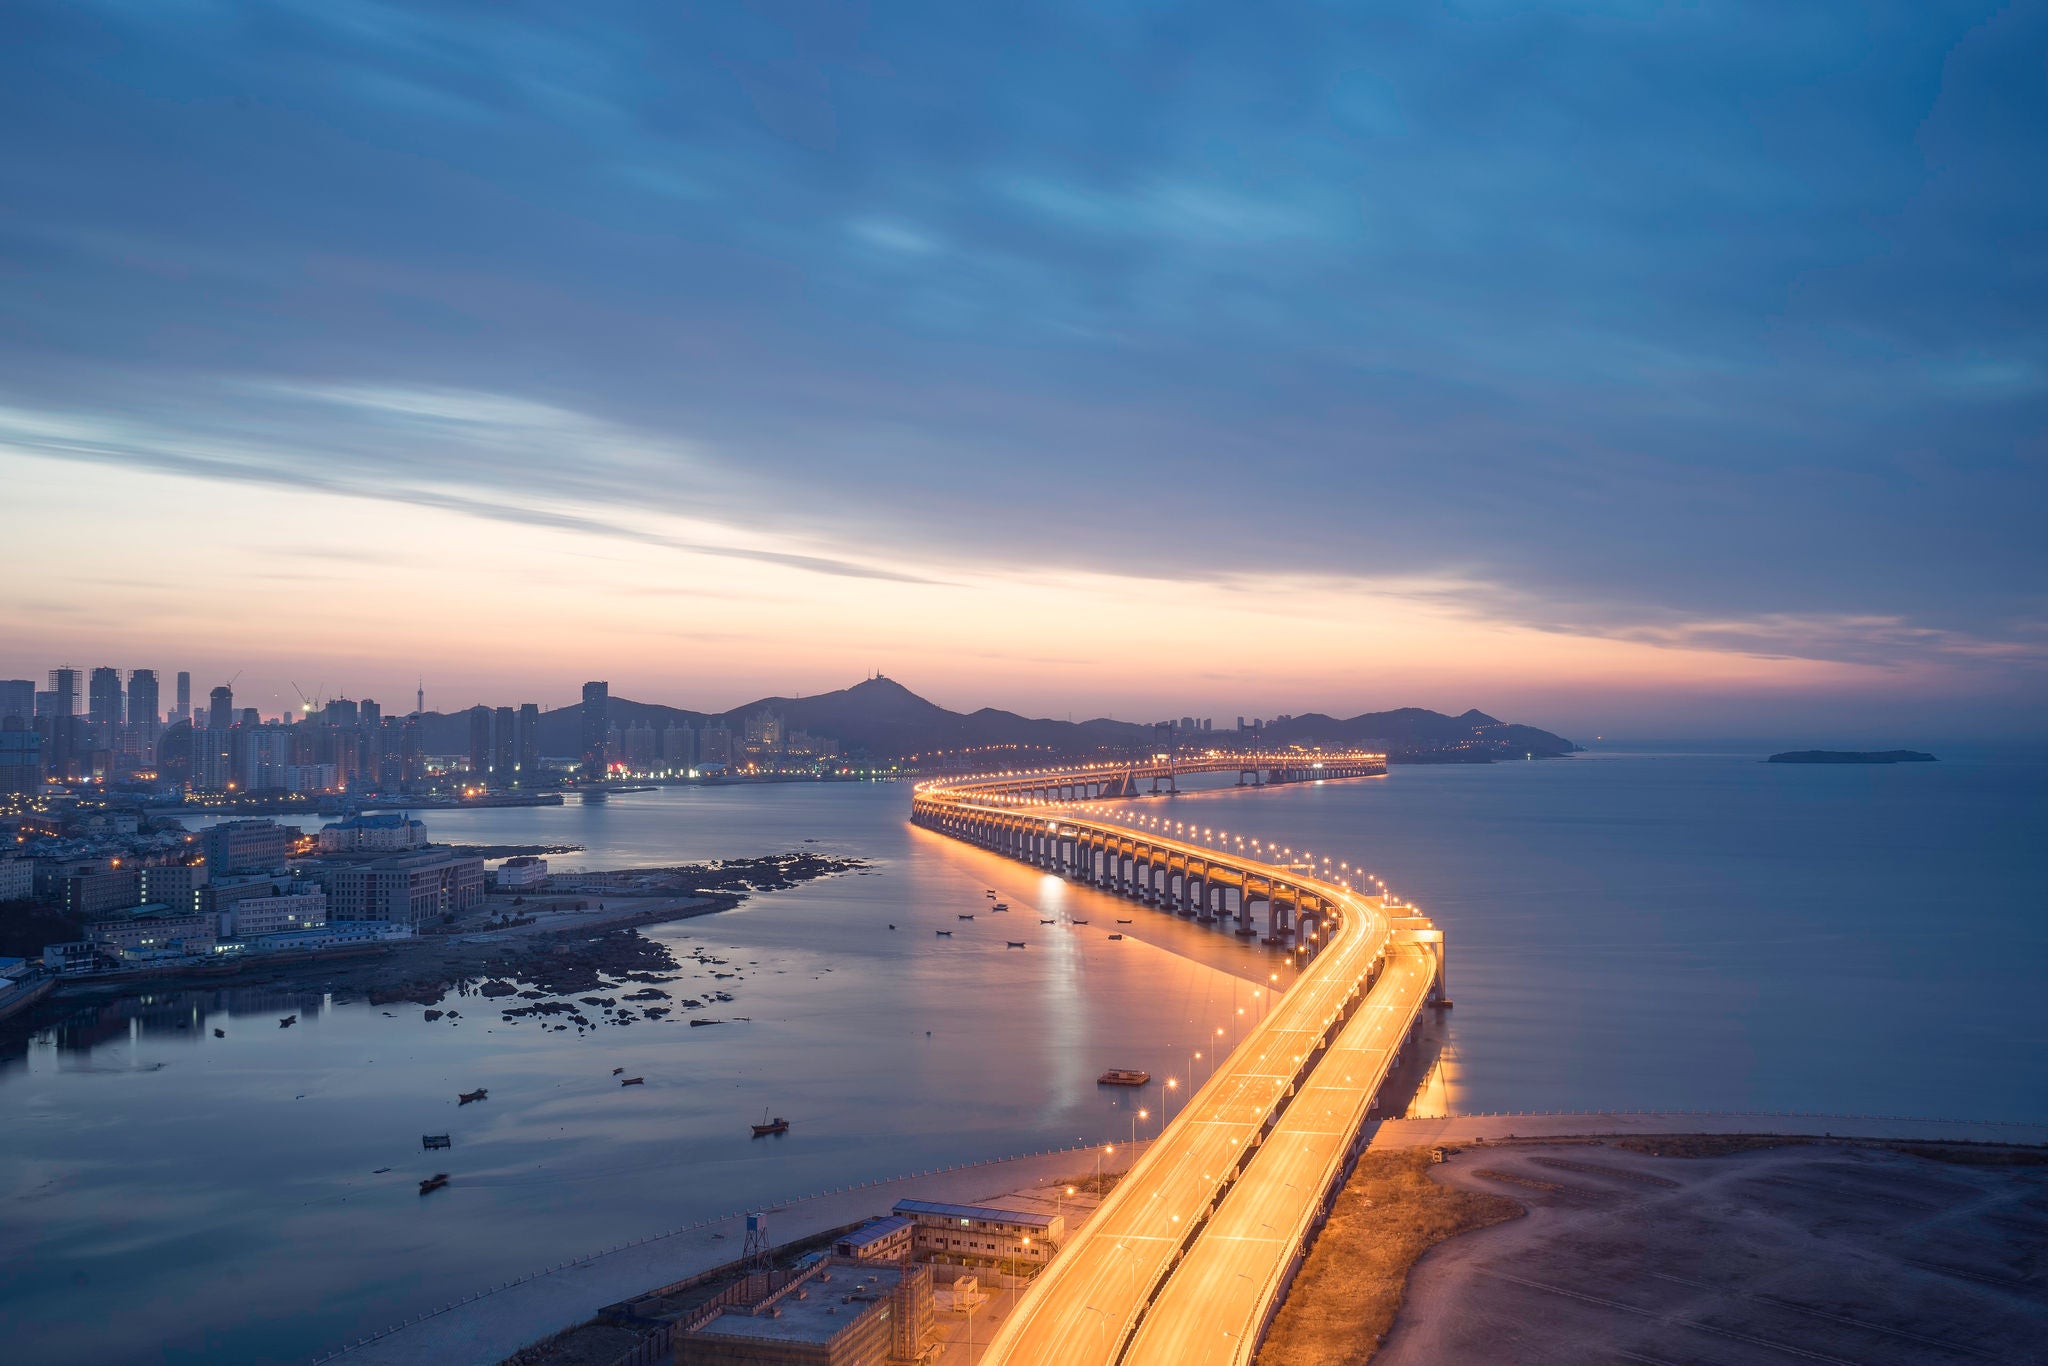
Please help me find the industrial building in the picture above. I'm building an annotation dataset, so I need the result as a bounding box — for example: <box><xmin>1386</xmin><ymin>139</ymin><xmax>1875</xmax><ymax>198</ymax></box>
<box><xmin>890</xmin><ymin>1200</ymin><xmax>1062</xmax><ymax>1272</ymax></box>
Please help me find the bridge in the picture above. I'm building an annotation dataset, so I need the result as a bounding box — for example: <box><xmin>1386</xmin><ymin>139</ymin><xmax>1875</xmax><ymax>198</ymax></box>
<box><xmin>910</xmin><ymin>754</ymin><xmax>1444</xmax><ymax>1366</ymax></box>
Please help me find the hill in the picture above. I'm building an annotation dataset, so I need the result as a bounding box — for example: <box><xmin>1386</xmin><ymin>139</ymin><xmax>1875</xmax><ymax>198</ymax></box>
<box><xmin>416</xmin><ymin>677</ymin><xmax>1574</xmax><ymax>764</ymax></box>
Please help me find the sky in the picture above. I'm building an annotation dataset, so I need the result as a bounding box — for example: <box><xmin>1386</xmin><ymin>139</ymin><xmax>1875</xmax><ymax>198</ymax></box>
<box><xmin>1</xmin><ymin>1</ymin><xmax>2042</xmax><ymax>740</ymax></box>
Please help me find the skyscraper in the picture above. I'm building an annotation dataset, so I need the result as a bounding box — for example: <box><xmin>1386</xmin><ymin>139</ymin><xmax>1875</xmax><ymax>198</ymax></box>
<box><xmin>516</xmin><ymin>703</ymin><xmax>540</xmax><ymax>786</ymax></box>
<box><xmin>580</xmin><ymin>681</ymin><xmax>609</xmax><ymax>782</ymax></box>
<box><xmin>175</xmin><ymin>671</ymin><xmax>192</xmax><ymax>724</ymax></box>
<box><xmin>467</xmin><ymin>705</ymin><xmax>492</xmax><ymax>778</ymax></box>
<box><xmin>128</xmin><ymin>669</ymin><xmax>160</xmax><ymax>740</ymax></box>
<box><xmin>48</xmin><ymin>667</ymin><xmax>79</xmax><ymax>716</ymax></box>
<box><xmin>0</xmin><ymin>679</ymin><xmax>31</xmax><ymax>721</ymax></box>
<box><xmin>89</xmin><ymin>666</ymin><xmax>124</xmax><ymax>729</ymax></box>
<box><xmin>492</xmin><ymin>705</ymin><xmax>516</xmax><ymax>786</ymax></box>
<box><xmin>208</xmin><ymin>685</ymin><xmax>234</xmax><ymax>732</ymax></box>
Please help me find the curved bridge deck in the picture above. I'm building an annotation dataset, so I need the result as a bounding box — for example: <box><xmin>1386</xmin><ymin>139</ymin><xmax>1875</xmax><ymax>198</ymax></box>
<box><xmin>910</xmin><ymin>755</ymin><xmax>1444</xmax><ymax>1366</ymax></box>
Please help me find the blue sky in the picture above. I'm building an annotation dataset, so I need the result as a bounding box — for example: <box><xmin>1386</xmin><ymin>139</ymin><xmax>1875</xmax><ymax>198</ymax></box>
<box><xmin>1</xmin><ymin>1</ymin><xmax>2042</xmax><ymax>735</ymax></box>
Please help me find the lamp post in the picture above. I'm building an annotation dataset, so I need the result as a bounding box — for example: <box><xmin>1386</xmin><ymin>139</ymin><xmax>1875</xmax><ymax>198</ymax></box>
<box><xmin>1131</xmin><ymin>1106</ymin><xmax>1149</xmax><ymax>1146</ymax></box>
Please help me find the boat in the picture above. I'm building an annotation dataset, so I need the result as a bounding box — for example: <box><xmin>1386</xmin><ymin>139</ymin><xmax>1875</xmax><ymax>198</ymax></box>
<box><xmin>422</xmin><ymin>1133</ymin><xmax>451</xmax><ymax>1150</ymax></box>
<box><xmin>1116</xmin><ymin>918</ymin><xmax>1132</xmax><ymax>924</ymax></box>
<box><xmin>958</xmin><ymin>913</ymin><xmax>974</xmax><ymax>920</ymax></box>
<box><xmin>458</xmin><ymin>1088</ymin><xmax>488</xmax><ymax>1104</ymax></box>
<box><xmin>1006</xmin><ymin>941</ymin><xmax>1026</xmax><ymax>948</ymax></box>
<box><xmin>278</xmin><ymin>1014</ymin><xmax>296</xmax><ymax>1028</ymax></box>
<box><xmin>888</xmin><ymin>924</ymin><xmax>896</xmax><ymax>930</ymax></box>
<box><xmin>751</xmin><ymin>1109</ymin><xmax>790</xmax><ymax>1137</ymax></box>
<box><xmin>612</xmin><ymin>1067</ymin><xmax>625</xmax><ymax>1075</ymax></box>
<box><xmin>993</xmin><ymin>903</ymin><xmax>1009</xmax><ymax>911</ymax></box>
<box><xmin>1108</xmin><ymin>933</ymin><xmax>1124</xmax><ymax>941</ymax></box>
<box><xmin>419</xmin><ymin>1173</ymin><xmax>449</xmax><ymax>1195</ymax></box>
<box><xmin>689</xmin><ymin>1018</ymin><xmax>725</xmax><ymax>1027</ymax></box>
<box><xmin>620</xmin><ymin>1076</ymin><xmax>644</xmax><ymax>1086</ymax></box>
<box><xmin>935</xmin><ymin>929</ymin><xmax>952</xmax><ymax>937</ymax></box>
<box><xmin>1072</xmin><ymin>919</ymin><xmax>1088</xmax><ymax>925</ymax></box>
<box><xmin>1040</xmin><ymin>918</ymin><xmax>1055</xmax><ymax>924</ymax></box>
<box><xmin>213</xmin><ymin>1028</ymin><xmax>225</xmax><ymax>1038</ymax></box>
<box><xmin>1097</xmin><ymin>1069</ymin><xmax>1150</xmax><ymax>1086</ymax></box>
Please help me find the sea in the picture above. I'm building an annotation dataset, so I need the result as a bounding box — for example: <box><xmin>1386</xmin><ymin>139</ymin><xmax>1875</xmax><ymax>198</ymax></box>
<box><xmin>2</xmin><ymin>744</ymin><xmax>2042</xmax><ymax>1364</ymax></box>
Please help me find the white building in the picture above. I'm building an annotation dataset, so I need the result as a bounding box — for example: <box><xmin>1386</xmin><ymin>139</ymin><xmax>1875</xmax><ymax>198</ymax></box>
<box><xmin>221</xmin><ymin>888</ymin><xmax>328</xmax><ymax>939</ymax></box>
<box><xmin>495</xmin><ymin>855</ymin><xmax>548</xmax><ymax>890</ymax></box>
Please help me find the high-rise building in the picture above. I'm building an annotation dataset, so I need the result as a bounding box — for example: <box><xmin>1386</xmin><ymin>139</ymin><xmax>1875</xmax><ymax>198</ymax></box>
<box><xmin>467</xmin><ymin>705</ymin><xmax>492</xmax><ymax>778</ymax></box>
<box><xmin>127</xmin><ymin>669</ymin><xmax>160</xmax><ymax>738</ymax></box>
<box><xmin>360</xmin><ymin>698</ymin><xmax>381</xmax><ymax>728</ymax></box>
<box><xmin>207</xmin><ymin>685</ymin><xmax>234</xmax><ymax>731</ymax></box>
<box><xmin>48</xmin><ymin>667</ymin><xmax>80</xmax><ymax>717</ymax></box>
<box><xmin>580</xmin><ymin>682</ymin><xmax>609</xmax><ymax>781</ymax></box>
<box><xmin>516</xmin><ymin>703</ymin><xmax>539</xmax><ymax>786</ymax></box>
<box><xmin>89</xmin><ymin>667</ymin><xmax>124</xmax><ymax>729</ymax></box>
<box><xmin>492</xmin><ymin>705</ymin><xmax>516</xmax><ymax>786</ymax></box>
<box><xmin>0</xmin><ymin>717</ymin><xmax>40</xmax><ymax>794</ymax></box>
<box><xmin>0</xmin><ymin>680</ymin><xmax>32</xmax><ymax>721</ymax></box>
<box><xmin>175</xmin><ymin>671</ymin><xmax>192</xmax><ymax>724</ymax></box>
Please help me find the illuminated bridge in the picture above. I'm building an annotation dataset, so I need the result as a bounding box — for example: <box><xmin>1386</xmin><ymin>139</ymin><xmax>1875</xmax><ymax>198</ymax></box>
<box><xmin>910</xmin><ymin>755</ymin><xmax>1445</xmax><ymax>1366</ymax></box>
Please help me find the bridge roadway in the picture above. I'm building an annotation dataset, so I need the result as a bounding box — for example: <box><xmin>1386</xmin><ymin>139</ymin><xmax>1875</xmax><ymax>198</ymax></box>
<box><xmin>910</xmin><ymin>759</ymin><xmax>1439</xmax><ymax>1366</ymax></box>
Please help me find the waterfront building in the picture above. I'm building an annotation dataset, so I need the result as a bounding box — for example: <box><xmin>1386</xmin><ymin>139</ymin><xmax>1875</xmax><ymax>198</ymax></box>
<box><xmin>467</xmin><ymin>704</ymin><xmax>492</xmax><ymax>779</ymax></box>
<box><xmin>890</xmin><ymin>1200</ymin><xmax>1062</xmax><ymax>1272</ymax></box>
<box><xmin>236</xmin><ymin>725</ymin><xmax>295</xmax><ymax>792</ymax></box>
<box><xmin>319</xmin><ymin>852</ymin><xmax>485</xmax><ymax>927</ymax></box>
<box><xmin>192</xmin><ymin>726</ymin><xmax>233</xmax><ymax>793</ymax></box>
<box><xmin>677</xmin><ymin>1258</ymin><xmax>932</xmax><ymax>1366</ymax></box>
<box><xmin>86</xmin><ymin>904</ymin><xmax>217</xmax><ymax>959</ymax></box>
<box><xmin>662</xmin><ymin>721</ymin><xmax>697</xmax><ymax>771</ymax></box>
<box><xmin>199</xmin><ymin>872</ymin><xmax>295</xmax><ymax>919</ymax></box>
<box><xmin>202</xmin><ymin>819</ymin><xmax>290</xmax><ymax>875</ymax></box>
<box><xmin>317</xmin><ymin>813</ymin><xmax>428</xmax><ymax>853</ymax></box>
<box><xmin>219</xmin><ymin>887</ymin><xmax>327</xmax><ymax>939</ymax></box>
<box><xmin>580</xmin><ymin>681</ymin><xmax>608</xmax><ymax>781</ymax></box>
<box><xmin>516</xmin><ymin>703</ymin><xmax>539</xmax><ymax>786</ymax></box>
<box><xmin>494</xmin><ymin>855</ymin><xmax>548</xmax><ymax>890</ymax></box>
<box><xmin>621</xmin><ymin>720</ymin><xmax>659</xmax><ymax>772</ymax></box>
<box><xmin>699</xmin><ymin>723</ymin><xmax>734</xmax><ymax>767</ymax></box>
<box><xmin>833</xmin><ymin>1216</ymin><xmax>915</xmax><ymax>1263</ymax></box>
<box><xmin>493</xmin><ymin>705</ymin><xmax>517</xmax><ymax>786</ymax></box>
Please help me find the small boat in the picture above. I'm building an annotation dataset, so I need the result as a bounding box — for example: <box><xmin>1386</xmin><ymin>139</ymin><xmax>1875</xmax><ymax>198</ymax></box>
<box><xmin>422</xmin><ymin>1133</ymin><xmax>451</xmax><ymax>1150</ymax></box>
<box><xmin>1072</xmin><ymin>919</ymin><xmax>1088</xmax><ymax>925</ymax></box>
<box><xmin>1116</xmin><ymin>919</ymin><xmax>1133</xmax><ymax>924</ymax></box>
<box><xmin>419</xmin><ymin>1173</ymin><xmax>449</xmax><ymax>1195</ymax></box>
<box><xmin>752</xmin><ymin>1110</ymin><xmax>790</xmax><ymax>1137</ymax></box>
<box><xmin>458</xmin><ymin>1088</ymin><xmax>488</xmax><ymax>1104</ymax></box>
<box><xmin>213</xmin><ymin>1028</ymin><xmax>225</xmax><ymax>1038</ymax></box>
<box><xmin>612</xmin><ymin>1067</ymin><xmax>625</xmax><ymax>1075</ymax></box>
<box><xmin>1098</xmin><ymin>1069</ymin><xmax>1151</xmax><ymax>1086</ymax></box>
<box><xmin>958</xmin><ymin>913</ymin><xmax>975</xmax><ymax>920</ymax></box>
<box><xmin>888</xmin><ymin>924</ymin><xmax>896</xmax><ymax>930</ymax></box>
<box><xmin>1041</xmin><ymin>918</ymin><xmax>1055</xmax><ymax>925</ymax></box>
<box><xmin>690</xmin><ymin>1018</ymin><xmax>724</xmax><ymax>1027</ymax></box>
<box><xmin>935</xmin><ymin>930</ymin><xmax>952</xmax><ymax>937</ymax></box>
<box><xmin>620</xmin><ymin>1076</ymin><xmax>644</xmax><ymax>1086</ymax></box>
<box><xmin>993</xmin><ymin>903</ymin><xmax>1009</xmax><ymax>911</ymax></box>
<box><xmin>1006</xmin><ymin>941</ymin><xmax>1026</xmax><ymax>948</ymax></box>
<box><xmin>278</xmin><ymin>1015</ymin><xmax>296</xmax><ymax>1028</ymax></box>
<box><xmin>1108</xmin><ymin>933</ymin><xmax>1124</xmax><ymax>941</ymax></box>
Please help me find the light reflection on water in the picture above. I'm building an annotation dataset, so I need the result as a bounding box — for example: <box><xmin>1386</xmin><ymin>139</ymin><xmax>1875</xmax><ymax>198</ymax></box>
<box><xmin>0</xmin><ymin>784</ymin><xmax>1302</xmax><ymax>1366</ymax></box>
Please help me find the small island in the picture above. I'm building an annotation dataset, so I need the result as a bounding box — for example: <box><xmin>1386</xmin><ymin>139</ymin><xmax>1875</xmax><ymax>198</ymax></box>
<box><xmin>1766</xmin><ymin>749</ymin><xmax>1937</xmax><ymax>764</ymax></box>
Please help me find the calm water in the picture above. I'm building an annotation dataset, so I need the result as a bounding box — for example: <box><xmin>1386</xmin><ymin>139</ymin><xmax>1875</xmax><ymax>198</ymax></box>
<box><xmin>3</xmin><ymin>752</ymin><xmax>2043</xmax><ymax>1363</ymax></box>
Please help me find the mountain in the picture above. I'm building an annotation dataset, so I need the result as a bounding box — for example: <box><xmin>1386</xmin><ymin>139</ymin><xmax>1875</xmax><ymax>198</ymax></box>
<box><xmin>415</xmin><ymin>677</ymin><xmax>1575</xmax><ymax>763</ymax></box>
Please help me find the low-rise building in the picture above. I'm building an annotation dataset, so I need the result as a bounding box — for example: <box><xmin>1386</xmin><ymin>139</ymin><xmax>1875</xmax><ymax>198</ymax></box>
<box><xmin>317</xmin><ymin>812</ymin><xmax>429</xmax><ymax>853</ymax></box>
<box><xmin>677</xmin><ymin>1257</ymin><xmax>932</xmax><ymax>1366</ymax></box>
<box><xmin>86</xmin><ymin>904</ymin><xmax>217</xmax><ymax>959</ymax></box>
<box><xmin>890</xmin><ymin>1200</ymin><xmax>1062</xmax><ymax>1272</ymax></box>
<box><xmin>221</xmin><ymin>887</ymin><xmax>328</xmax><ymax>938</ymax></box>
<box><xmin>494</xmin><ymin>855</ymin><xmax>549</xmax><ymax>890</ymax></box>
<box><xmin>139</xmin><ymin>862</ymin><xmax>208</xmax><ymax>916</ymax></box>
<box><xmin>63</xmin><ymin>868</ymin><xmax>142</xmax><ymax>918</ymax></box>
<box><xmin>833</xmin><ymin>1216</ymin><xmax>914</xmax><ymax>1263</ymax></box>
<box><xmin>320</xmin><ymin>852</ymin><xmax>485</xmax><ymax>928</ymax></box>
<box><xmin>202</xmin><ymin>819</ymin><xmax>290</xmax><ymax>874</ymax></box>
<box><xmin>236</xmin><ymin>921</ymin><xmax>412</xmax><ymax>952</ymax></box>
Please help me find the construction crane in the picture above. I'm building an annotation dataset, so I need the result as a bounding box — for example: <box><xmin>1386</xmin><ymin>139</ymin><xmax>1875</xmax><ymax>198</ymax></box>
<box><xmin>291</xmin><ymin>681</ymin><xmax>328</xmax><ymax>717</ymax></box>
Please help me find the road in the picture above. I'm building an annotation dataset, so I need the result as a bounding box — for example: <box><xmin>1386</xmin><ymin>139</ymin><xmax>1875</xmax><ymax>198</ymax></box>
<box><xmin>1123</xmin><ymin>943</ymin><xmax>1436</xmax><ymax>1365</ymax></box>
<box><xmin>975</xmin><ymin>869</ymin><xmax>1395</xmax><ymax>1366</ymax></box>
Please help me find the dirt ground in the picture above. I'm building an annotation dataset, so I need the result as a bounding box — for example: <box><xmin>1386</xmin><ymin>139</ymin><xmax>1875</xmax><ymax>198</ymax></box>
<box><xmin>1274</xmin><ymin>1137</ymin><xmax>2048</xmax><ymax>1366</ymax></box>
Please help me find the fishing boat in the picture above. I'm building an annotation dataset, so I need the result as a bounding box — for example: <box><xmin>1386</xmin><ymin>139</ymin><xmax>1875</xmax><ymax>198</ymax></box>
<box><xmin>1116</xmin><ymin>918</ymin><xmax>1133</xmax><ymax>924</ymax></box>
<box><xmin>1108</xmin><ymin>933</ymin><xmax>1124</xmax><ymax>941</ymax></box>
<box><xmin>620</xmin><ymin>1076</ymin><xmax>644</xmax><ymax>1086</ymax></box>
<box><xmin>278</xmin><ymin>1014</ymin><xmax>296</xmax><ymax>1028</ymax></box>
<box><xmin>1097</xmin><ymin>1069</ymin><xmax>1151</xmax><ymax>1086</ymax></box>
<box><xmin>993</xmin><ymin>903</ymin><xmax>1009</xmax><ymax>911</ymax></box>
<box><xmin>213</xmin><ymin>1028</ymin><xmax>225</xmax><ymax>1038</ymax></box>
<box><xmin>1006</xmin><ymin>941</ymin><xmax>1026</xmax><ymax>949</ymax></box>
<box><xmin>419</xmin><ymin>1173</ymin><xmax>449</xmax><ymax>1195</ymax></box>
<box><xmin>751</xmin><ymin>1110</ymin><xmax>790</xmax><ymax>1137</ymax></box>
<box><xmin>1040</xmin><ymin>918</ymin><xmax>1055</xmax><ymax>924</ymax></box>
<box><xmin>689</xmin><ymin>1018</ymin><xmax>725</xmax><ymax>1027</ymax></box>
<box><xmin>1072</xmin><ymin>919</ymin><xmax>1088</xmax><ymax>925</ymax></box>
<box><xmin>935</xmin><ymin>929</ymin><xmax>953</xmax><ymax>936</ymax></box>
<box><xmin>458</xmin><ymin>1088</ymin><xmax>488</xmax><ymax>1104</ymax></box>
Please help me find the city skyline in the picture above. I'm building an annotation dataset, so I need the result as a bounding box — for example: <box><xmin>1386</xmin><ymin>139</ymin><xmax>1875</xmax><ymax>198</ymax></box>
<box><xmin>4</xmin><ymin>5</ymin><xmax>2043</xmax><ymax>737</ymax></box>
